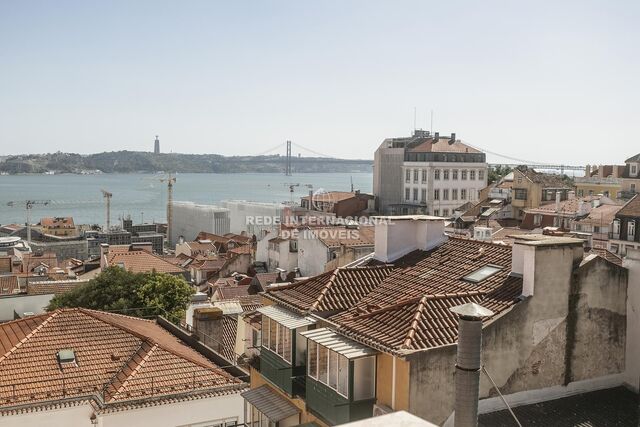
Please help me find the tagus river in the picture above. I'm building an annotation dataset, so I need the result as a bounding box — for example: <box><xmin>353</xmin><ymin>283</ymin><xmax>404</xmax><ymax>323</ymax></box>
<box><xmin>0</xmin><ymin>173</ymin><xmax>373</xmax><ymax>226</ymax></box>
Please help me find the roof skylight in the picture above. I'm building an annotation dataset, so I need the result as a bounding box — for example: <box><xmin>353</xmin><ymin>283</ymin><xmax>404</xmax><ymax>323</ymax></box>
<box><xmin>462</xmin><ymin>265</ymin><xmax>502</xmax><ymax>283</ymax></box>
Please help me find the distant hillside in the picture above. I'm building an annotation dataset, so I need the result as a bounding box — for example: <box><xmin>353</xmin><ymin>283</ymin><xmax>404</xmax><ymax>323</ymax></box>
<box><xmin>0</xmin><ymin>151</ymin><xmax>373</xmax><ymax>174</ymax></box>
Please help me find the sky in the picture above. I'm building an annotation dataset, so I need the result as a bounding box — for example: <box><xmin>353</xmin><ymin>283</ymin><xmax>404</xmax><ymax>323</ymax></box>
<box><xmin>0</xmin><ymin>0</ymin><xmax>638</xmax><ymax>164</ymax></box>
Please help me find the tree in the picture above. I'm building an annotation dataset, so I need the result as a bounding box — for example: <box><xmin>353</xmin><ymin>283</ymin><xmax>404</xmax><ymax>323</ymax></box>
<box><xmin>47</xmin><ymin>267</ymin><xmax>194</xmax><ymax>320</ymax></box>
<box><xmin>488</xmin><ymin>165</ymin><xmax>513</xmax><ymax>184</ymax></box>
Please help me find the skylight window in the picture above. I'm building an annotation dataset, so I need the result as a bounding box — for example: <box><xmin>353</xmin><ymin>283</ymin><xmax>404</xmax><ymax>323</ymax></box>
<box><xmin>463</xmin><ymin>265</ymin><xmax>502</xmax><ymax>283</ymax></box>
<box><xmin>57</xmin><ymin>349</ymin><xmax>76</xmax><ymax>364</ymax></box>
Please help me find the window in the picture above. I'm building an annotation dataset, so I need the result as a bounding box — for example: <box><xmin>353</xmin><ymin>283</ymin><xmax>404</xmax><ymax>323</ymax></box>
<box><xmin>269</xmin><ymin>319</ymin><xmax>277</xmax><ymax>352</ymax></box>
<box><xmin>470</xmin><ymin>170</ymin><xmax>476</xmax><ymax>180</ymax></box>
<box><xmin>282</xmin><ymin>325</ymin><xmax>291</xmax><ymax>363</ymax></box>
<box><xmin>180</xmin><ymin>417</ymin><xmax>239</xmax><ymax>427</ymax></box>
<box><xmin>433</xmin><ymin>209</ymin><xmax>440</xmax><ymax>216</ymax></box>
<box><xmin>421</xmin><ymin>189</ymin><xmax>427</xmax><ymax>203</ymax></box>
<box><xmin>405</xmin><ymin>169</ymin><xmax>410</xmax><ymax>183</ymax></box>
<box><xmin>308</xmin><ymin>340</ymin><xmax>318</xmax><ymax>379</ymax></box>
<box><xmin>463</xmin><ymin>265</ymin><xmax>503</xmax><ymax>283</ymax></box>
<box><xmin>443</xmin><ymin>189</ymin><xmax>449</xmax><ymax>200</ymax></box>
<box><xmin>434</xmin><ymin>189</ymin><xmax>440</xmax><ymax>200</ymax></box>
<box><xmin>318</xmin><ymin>345</ymin><xmax>328</xmax><ymax>384</ymax></box>
<box><xmin>613</xmin><ymin>219</ymin><xmax>621</xmax><ymax>235</ymax></box>
<box><xmin>461</xmin><ymin>170</ymin><xmax>468</xmax><ymax>180</ymax></box>
<box><xmin>443</xmin><ymin>209</ymin><xmax>449</xmax><ymax>217</ymax></box>
<box><xmin>413</xmin><ymin>169</ymin><xmax>419</xmax><ymax>183</ymax></box>
<box><xmin>452</xmin><ymin>189</ymin><xmax>458</xmax><ymax>200</ymax></box>
<box><xmin>514</xmin><ymin>188</ymin><xmax>528</xmax><ymax>200</ymax></box>
<box><xmin>632</xmin><ymin>183</ymin><xmax>637</xmax><ymax>193</ymax></box>
<box><xmin>629</xmin><ymin>221</ymin><xmax>636</xmax><ymax>240</ymax></box>
<box><xmin>533</xmin><ymin>214</ymin><xmax>542</xmax><ymax>227</ymax></box>
<box><xmin>338</xmin><ymin>355</ymin><xmax>349</xmax><ymax>396</ymax></box>
<box><xmin>413</xmin><ymin>188</ymin><xmax>418</xmax><ymax>201</ymax></box>
<box><xmin>421</xmin><ymin>169</ymin><xmax>427</xmax><ymax>183</ymax></box>
<box><xmin>405</xmin><ymin>188</ymin><xmax>410</xmax><ymax>201</ymax></box>
<box><xmin>632</xmin><ymin>164</ymin><xmax>638</xmax><ymax>176</ymax></box>
<box><xmin>461</xmin><ymin>189</ymin><xmax>467</xmax><ymax>200</ymax></box>
<box><xmin>479</xmin><ymin>170</ymin><xmax>485</xmax><ymax>181</ymax></box>
<box><xmin>329</xmin><ymin>351</ymin><xmax>338</xmax><ymax>389</ymax></box>
<box><xmin>452</xmin><ymin>170</ymin><xmax>458</xmax><ymax>180</ymax></box>
<box><xmin>434</xmin><ymin>169</ymin><xmax>441</xmax><ymax>180</ymax></box>
<box><xmin>443</xmin><ymin>170</ymin><xmax>450</xmax><ymax>180</ymax></box>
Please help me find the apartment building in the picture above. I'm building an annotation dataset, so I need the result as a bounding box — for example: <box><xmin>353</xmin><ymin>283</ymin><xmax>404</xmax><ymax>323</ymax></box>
<box><xmin>243</xmin><ymin>216</ymin><xmax>631</xmax><ymax>426</ymax></box>
<box><xmin>373</xmin><ymin>130</ymin><xmax>488</xmax><ymax>216</ymax></box>
<box><xmin>510</xmin><ymin>167</ymin><xmax>573</xmax><ymax>219</ymax></box>
<box><xmin>609</xmin><ymin>194</ymin><xmax>640</xmax><ymax>256</ymax></box>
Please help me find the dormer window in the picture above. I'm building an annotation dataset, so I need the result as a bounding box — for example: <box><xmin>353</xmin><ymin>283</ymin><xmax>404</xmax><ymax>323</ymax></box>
<box><xmin>631</xmin><ymin>164</ymin><xmax>638</xmax><ymax>176</ymax></box>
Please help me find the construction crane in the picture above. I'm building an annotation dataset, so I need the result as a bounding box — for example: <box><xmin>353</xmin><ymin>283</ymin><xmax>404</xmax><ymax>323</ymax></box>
<box><xmin>6</xmin><ymin>200</ymin><xmax>50</xmax><ymax>243</ymax></box>
<box><xmin>159</xmin><ymin>174</ymin><xmax>176</xmax><ymax>247</ymax></box>
<box><xmin>101</xmin><ymin>189</ymin><xmax>113</xmax><ymax>231</ymax></box>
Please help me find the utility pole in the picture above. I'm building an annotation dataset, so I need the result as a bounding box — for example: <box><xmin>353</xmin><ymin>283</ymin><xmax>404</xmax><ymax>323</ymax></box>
<box><xmin>101</xmin><ymin>189</ymin><xmax>113</xmax><ymax>231</ymax></box>
<box><xmin>6</xmin><ymin>200</ymin><xmax>50</xmax><ymax>243</ymax></box>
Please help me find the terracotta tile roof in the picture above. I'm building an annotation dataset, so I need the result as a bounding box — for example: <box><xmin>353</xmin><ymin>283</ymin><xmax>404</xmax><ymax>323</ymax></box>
<box><xmin>223</xmin><ymin>233</ymin><xmax>252</xmax><ymax>244</ymax></box>
<box><xmin>39</xmin><ymin>217</ymin><xmax>75</xmax><ymax>228</ymax></box>
<box><xmin>0</xmin><ymin>309</ymin><xmax>243</xmax><ymax>409</ymax></box>
<box><xmin>107</xmin><ymin>249</ymin><xmax>186</xmax><ymax>274</ymax></box>
<box><xmin>238</xmin><ymin>295</ymin><xmax>263</xmax><ymax>312</ymax></box>
<box><xmin>300</xmin><ymin>191</ymin><xmax>361</xmax><ymax>202</ymax></box>
<box><xmin>253</xmin><ymin>273</ymin><xmax>279</xmax><ymax>291</ymax></box>
<box><xmin>216</xmin><ymin>285</ymin><xmax>252</xmax><ymax>300</ymax></box>
<box><xmin>220</xmin><ymin>316</ymin><xmax>238</xmax><ymax>363</ymax></box>
<box><xmin>0</xmin><ymin>275</ymin><xmax>21</xmax><ymax>296</ymax></box>
<box><xmin>588</xmin><ymin>248</ymin><xmax>623</xmax><ymax>267</ymax></box>
<box><xmin>407</xmin><ymin>137</ymin><xmax>481</xmax><ymax>154</ymax></box>
<box><xmin>229</xmin><ymin>245</ymin><xmax>251</xmax><ymax>255</ymax></box>
<box><xmin>330</xmin><ymin>238</ymin><xmax>523</xmax><ymax>354</ymax></box>
<box><xmin>265</xmin><ymin>265</ymin><xmax>394</xmax><ymax>314</ymax></box>
<box><xmin>26</xmin><ymin>279</ymin><xmax>87</xmax><ymax>296</ymax></box>
<box><xmin>573</xmin><ymin>203</ymin><xmax>623</xmax><ymax>226</ymax></box>
<box><xmin>310</xmin><ymin>225</ymin><xmax>375</xmax><ymax>248</ymax></box>
<box><xmin>617</xmin><ymin>194</ymin><xmax>640</xmax><ymax>217</ymax></box>
<box><xmin>516</xmin><ymin>168</ymin><xmax>571</xmax><ymax>187</ymax></box>
<box><xmin>526</xmin><ymin>196</ymin><xmax>608</xmax><ymax>216</ymax></box>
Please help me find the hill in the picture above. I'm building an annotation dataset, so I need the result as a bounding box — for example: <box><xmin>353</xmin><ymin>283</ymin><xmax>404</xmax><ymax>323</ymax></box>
<box><xmin>0</xmin><ymin>151</ymin><xmax>373</xmax><ymax>174</ymax></box>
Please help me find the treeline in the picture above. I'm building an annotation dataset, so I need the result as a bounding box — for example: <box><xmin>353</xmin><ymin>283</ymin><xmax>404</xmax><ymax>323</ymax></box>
<box><xmin>0</xmin><ymin>151</ymin><xmax>373</xmax><ymax>174</ymax></box>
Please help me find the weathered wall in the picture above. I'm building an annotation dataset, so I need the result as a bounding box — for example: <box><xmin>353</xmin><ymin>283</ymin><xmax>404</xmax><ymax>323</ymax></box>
<box><xmin>407</xmin><ymin>247</ymin><xmax>627</xmax><ymax>425</ymax></box>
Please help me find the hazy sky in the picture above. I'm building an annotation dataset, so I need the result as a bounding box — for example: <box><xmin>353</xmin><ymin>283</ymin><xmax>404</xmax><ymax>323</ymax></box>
<box><xmin>1</xmin><ymin>0</ymin><xmax>638</xmax><ymax>164</ymax></box>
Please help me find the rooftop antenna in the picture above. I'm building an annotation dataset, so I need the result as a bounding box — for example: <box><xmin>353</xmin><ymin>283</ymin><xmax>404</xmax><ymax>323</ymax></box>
<box><xmin>430</xmin><ymin>109</ymin><xmax>434</xmax><ymax>134</ymax></box>
<box><xmin>350</xmin><ymin>175</ymin><xmax>354</xmax><ymax>193</ymax></box>
<box><xmin>413</xmin><ymin>107</ymin><xmax>417</xmax><ymax>131</ymax></box>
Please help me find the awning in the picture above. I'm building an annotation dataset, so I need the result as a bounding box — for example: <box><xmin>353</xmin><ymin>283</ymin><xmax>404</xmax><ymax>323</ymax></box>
<box><xmin>300</xmin><ymin>328</ymin><xmax>377</xmax><ymax>359</ymax></box>
<box><xmin>241</xmin><ymin>385</ymin><xmax>300</xmax><ymax>422</ymax></box>
<box><xmin>257</xmin><ymin>305</ymin><xmax>316</xmax><ymax>329</ymax></box>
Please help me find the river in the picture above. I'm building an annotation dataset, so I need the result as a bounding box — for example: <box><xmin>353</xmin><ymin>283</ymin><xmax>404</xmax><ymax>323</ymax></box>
<box><xmin>0</xmin><ymin>172</ymin><xmax>373</xmax><ymax>226</ymax></box>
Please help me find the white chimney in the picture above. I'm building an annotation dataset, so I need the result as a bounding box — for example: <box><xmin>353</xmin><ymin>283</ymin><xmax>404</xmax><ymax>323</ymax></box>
<box><xmin>373</xmin><ymin>216</ymin><xmax>446</xmax><ymax>263</ymax></box>
<box><xmin>100</xmin><ymin>243</ymin><xmax>109</xmax><ymax>269</ymax></box>
<box><xmin>473</xmin><ymin>226</ymin><xmax>492</xmax><ymax>242</ymax></box>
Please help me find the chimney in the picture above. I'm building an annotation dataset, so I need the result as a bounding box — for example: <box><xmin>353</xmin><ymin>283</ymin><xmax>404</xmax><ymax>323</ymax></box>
<box><xmin>373</xmin><ymin>216</ymin><xmax>447</xmax><ymax>262</ymax></box>
<box><xmin>511</xmin><ymin>235</ymin><xmax>584</xmax><ymax>297</ymax></box>
<box><xmin>585</xmin><ymin>164</ymin><xmax>591</xmax><ymax>177</ymax></box>
<box><xmin>613</xmin><ymin>166</ymin><xmax>620</xmax><ymax>178</ymax></box>
<box><xmin>568</xmin><ymin>190</ymin><xmax>576</xmax><ymax>200</ymax></box>
<box><xmin>192</xmin><ymin>307</ymin><xmax>225</xmax><ymax>355</ymax></box>
<box><xmin>276</xmin><ymin>267</ymin><xmax>287</xmax><ymax>281</ymax></box>
<box><xmin>433</xmin><ymin>132</ymin><xmax>440</xmax><ymax>142</ymax></box>
<box><xmin>598</xmin><ymin>165</ymin><xmax>605</xmax><ymax>178</ymax></box>
<box><xmin>100</xmin><ymin>243</ymin><xmax>109</xmax><ymax>269</ymax></box>
<box><xmin>449</xmin><ymin>133</ymin><xmax>456</xmax><ymax>144</ymax></box>
<box><xmin>450</xmin><ymin>303</ymin><xmax>495</xmax><ymax>427</ymax></box>
<box><xmin>555</xmin><ymin>191</ymin><xmax>561</xmax><ymax>214</ymax></box>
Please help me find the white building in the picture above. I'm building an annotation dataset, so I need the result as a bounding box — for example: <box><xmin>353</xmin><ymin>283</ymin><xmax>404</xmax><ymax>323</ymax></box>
<box><xmin>373</xmin><ymin>130</ymin><xmax>488</xmax><ymax>217</ymax></box>
<box><xmin>221</xmin><ymin>200</ymin><xmax>285</xmax><ymax>237</ymax></box>
<box><xmin>171</xmin><ymin>201</ymin><xmax>230</xmax><ymax>246</ymax></box>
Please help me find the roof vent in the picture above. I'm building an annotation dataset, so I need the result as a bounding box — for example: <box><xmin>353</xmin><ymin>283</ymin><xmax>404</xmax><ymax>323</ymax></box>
<box><xmin>57</xmin><ymin>349</ymin><xmax>76</xmax><ymax>365</ymax></box>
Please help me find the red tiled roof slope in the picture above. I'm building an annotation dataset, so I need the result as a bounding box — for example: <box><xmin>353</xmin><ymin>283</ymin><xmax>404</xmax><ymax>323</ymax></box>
<box><xmin>266</xmin><ymin>265</ymin><xmax>394</xmax><ymax>313</ymax></box>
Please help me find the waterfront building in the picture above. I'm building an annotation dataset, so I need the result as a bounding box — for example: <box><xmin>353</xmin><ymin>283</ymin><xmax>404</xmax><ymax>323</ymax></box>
<box><xmin>171</xmin><ymin>202</ymin><xmax>230</xmax><ymax>247</ymax></box>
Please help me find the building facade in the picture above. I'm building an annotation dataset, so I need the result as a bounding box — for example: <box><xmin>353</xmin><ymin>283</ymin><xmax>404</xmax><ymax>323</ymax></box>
<box><xmin>373</xmin><ymin>130</ymin><xmax>487</xmax><ymax>217</ymax></box>
<box><xmin>172</xmin><ymin>201</ymin><xmax>231</xmax><ymax>246</ymax></box>
<box><xmin>609</xmin><ymin>194</ymin><xmax>640</xmax><ymax>256</ymax></box>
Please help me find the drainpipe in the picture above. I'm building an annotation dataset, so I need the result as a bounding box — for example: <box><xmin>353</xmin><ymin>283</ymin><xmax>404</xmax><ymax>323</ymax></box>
<box><xmin>450</xmin><ymin>302</ymin><xmax>495</xmax><ymax>427</ymax></box>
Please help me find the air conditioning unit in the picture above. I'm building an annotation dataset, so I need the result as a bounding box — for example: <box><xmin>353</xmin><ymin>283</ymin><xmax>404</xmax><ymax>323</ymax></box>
<box><xmin>372</xmin><ymin>403</ymin><xmax>393</xmax><ymax>417</ymax></box>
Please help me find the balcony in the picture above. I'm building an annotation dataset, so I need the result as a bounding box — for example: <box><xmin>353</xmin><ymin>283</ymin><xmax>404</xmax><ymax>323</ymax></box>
<box><xmin>306</xmin><ymin>377</ymin><xmax>375</xmax><ymax>426</ymax></box>
<box><xmin>260</xmin><ymin>347</ymin><xmax>306</xmax><ymax>396</ymax></box>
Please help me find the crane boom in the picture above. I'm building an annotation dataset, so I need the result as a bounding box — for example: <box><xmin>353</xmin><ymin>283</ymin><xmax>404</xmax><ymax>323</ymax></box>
<box><xmin>6</xmin><ymin>200</ymin><xmax>50</xmax><ymax>243</ymax></box>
